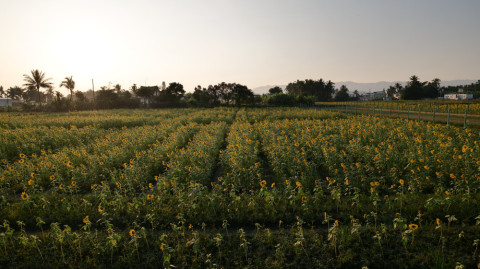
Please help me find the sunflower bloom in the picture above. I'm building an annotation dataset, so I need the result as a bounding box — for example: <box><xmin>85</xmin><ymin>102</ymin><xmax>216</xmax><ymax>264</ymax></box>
<box><xmin>409</xmin><ymin>224</ymin><xmax>418</xmax><ymax>230</ymax></box>
<box><xmin>260</xmin><ymin>180</ymin><xmax>267</xmax><ymax>187</ymax></box>
<box><xmin>21</xmin><ymin>191</ymin><xmax>29</xmax><ymax>200</ymax></box>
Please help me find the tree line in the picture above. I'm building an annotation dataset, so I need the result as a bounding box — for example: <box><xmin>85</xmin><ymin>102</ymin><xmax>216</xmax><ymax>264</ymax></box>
<box><xmin>385</xmin><ymin>76</ymin><xmax>480</xmax><ymax>100</ymax></box>
<box><xmin>2</xmin><ymin>70</ymin><xmax>473</xmax><ymax>111</ymax></box>
<box><xmin>0</xmin><ymin>69</ymin><xmax>359</xmax><ymax>111</ymax></box>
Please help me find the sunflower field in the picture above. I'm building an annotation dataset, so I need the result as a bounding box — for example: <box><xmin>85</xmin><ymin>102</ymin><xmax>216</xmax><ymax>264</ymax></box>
<box><xmin>0</xmin><ymin>107</ymin><xmax>479</xmax><ymax>268</ymax></box>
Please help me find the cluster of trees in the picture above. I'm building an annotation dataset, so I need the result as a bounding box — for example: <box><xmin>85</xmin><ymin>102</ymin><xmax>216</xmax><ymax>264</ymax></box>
<box><xmin>1</xmin><ymin>73</ymin><xmax>363</xmax><ymax>110</ymax></box>
<box><xmin>263</xmin><ymin>79</ymin><xmax>359</xmax><ymax>105</ymax></box>
<box><xmin>186</xmin><ymin>82</ymin><xmax>255</xmax><ymax>107</ymax></box>
<box><xmin>6</xmin><ymin>70</ymin><xmax>472</xmax><ymax>111</ymax></box>
<box><xmin>0</xmin><ymin>69</ymin><xmax>259</xmax><ymax>111</ymax></box>
<box><xmin>285</xmin><ymin>79</ymin><xmax>335</xmax><ymax>101</ymax></box>
<box><xmin>385</xmin><ymin>76</ymin><xmax>480</xmax><ymax>100</ymax></box>
<box><xmin>388</xmin><ymin>76</ymin><xmax>442</xmax><ymax>100</ymax></box>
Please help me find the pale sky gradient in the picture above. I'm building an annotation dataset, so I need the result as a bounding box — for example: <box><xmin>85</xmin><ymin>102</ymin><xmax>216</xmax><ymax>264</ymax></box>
<box><xmin>1</xmin><ymin>0</ymin><xmax>479</xmax><ymax>94</ymax></box>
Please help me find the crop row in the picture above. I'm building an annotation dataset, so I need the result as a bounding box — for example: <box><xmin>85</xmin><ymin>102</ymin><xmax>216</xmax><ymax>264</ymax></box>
<box><xmin>1</xmin><ymin>108</ymin><xmax>479</xmax><ymax>267</ymax></box>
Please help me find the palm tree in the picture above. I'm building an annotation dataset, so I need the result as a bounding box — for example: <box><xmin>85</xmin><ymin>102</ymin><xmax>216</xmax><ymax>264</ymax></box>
<box><xmin>59</xmin><ymin>76</ymin><xmax>75</xmax><ymax>101</ymax></box>
<box><xmin>23</xmin><ymin>69</ymin><xmax>53</xmax><ymax>103</ymax></box>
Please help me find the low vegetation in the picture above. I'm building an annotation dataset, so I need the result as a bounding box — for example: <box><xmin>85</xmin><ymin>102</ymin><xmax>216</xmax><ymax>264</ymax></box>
<box><xmin>0</xmin><ymin>108</ymin><xmax>479</xmax><ymax>268</ymax></box>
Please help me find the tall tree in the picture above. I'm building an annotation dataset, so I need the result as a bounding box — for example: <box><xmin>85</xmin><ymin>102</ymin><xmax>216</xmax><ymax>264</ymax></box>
<box><xmin>133</xmin><ymin>85</ymin><xmax>158</xmax><ymax>106</ymax></box>
<box><xmin>193</xmin><ymin>85</ymin><xmax>212</xmax><ymax>106</ymax></box>
<box><xmin>23</xmin><ymin>69</ymin><xmax>53</xmax><ymax>103</ymax></box>
<box><xmin>394</xmin><ymin>82</ymin><xmax>403</xmax><ymax>92</ymax></box>
<box><xmin>0</xmin><ymin>86</ymin><xmax>4</xmax><ymax>98</ymax></box>
<box><xmin>334</xmin><ymin>85</ymin><xmax>351</xmax><ymax>101</ymax></box>
<box><xmin>401</xmin><ymin>75</ymin><xmax>425</xmax><ymax>100</ymax></box>
<box><xmin>59</xmin><ymin>76</ymin><xmax>75</xmax><ymax>101</ymax></box>
<box><xmin>423</xmin><ymin>78</ymin><xmax>441</xmax><ymax>99</ymax></box>
<box><xmin>386</xmin><ymin>86</ymin><xmax>397</xmax><ymax>99</ymax></box>
<box><xmin>156</xmin><ymin>82</ymin><xmax>185</xmax><ymax>106</ymax></box>
<box><xmin>231</xmin><ymin>84</ymin><xmax>254</xmax><ymax>106</ymax></box>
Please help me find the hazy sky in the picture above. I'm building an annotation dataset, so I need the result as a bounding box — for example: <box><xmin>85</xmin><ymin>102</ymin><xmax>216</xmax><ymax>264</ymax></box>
<box><xmin>1</xmin><ymin>0</ymin><xmax>479</xmax><ymax>94</ymax></box>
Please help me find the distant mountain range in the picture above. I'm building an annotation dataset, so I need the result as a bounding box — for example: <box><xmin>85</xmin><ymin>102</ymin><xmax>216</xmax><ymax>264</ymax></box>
<box><xmin>252</xmin><ymin>80</ymin><xmax>478</xmax><ymax>95</ymax></box>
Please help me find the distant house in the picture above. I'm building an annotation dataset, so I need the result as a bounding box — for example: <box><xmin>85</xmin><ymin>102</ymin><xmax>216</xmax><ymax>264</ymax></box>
<box><xmin>360</xmin><ymin>91</ymin><xmax>385</xmax><ymax>101</ymax></box>
<box><xmin>0</xmin><ymin>98</ymin><xmax>12</xmax><ymax>107</ymax></box>
<box><xmin>444</xmin><ymin>93</ymin><xmax>473</xmax><ymax>100</ymax></box>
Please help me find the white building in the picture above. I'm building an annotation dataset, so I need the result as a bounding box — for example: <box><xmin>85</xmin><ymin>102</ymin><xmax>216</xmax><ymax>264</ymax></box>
<box><xmin>0</xmin><ymin>98</ymin><xmax>12</xmax><ymax>107</ymax></box>
<box><xmin>444</xmin><ymin>93</ymin><xmax>473</xmax><ymax>100</ymax></box>
<box><xmin>360</xmin><ymin>91</ymin><xmax>385</xmax><ymax>101</ymax></box>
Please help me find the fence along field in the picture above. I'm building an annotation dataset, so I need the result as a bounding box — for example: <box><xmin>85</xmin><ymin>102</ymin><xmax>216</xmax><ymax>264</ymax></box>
<box><xmin>317</xmin><ymin>100</ymin><xmax>480</xmax><ymax>128</ymax></box>
<box><xmin>0</xmin><ymin>107</ymin><xmax>479</xmax><ymax>268</ymax></box>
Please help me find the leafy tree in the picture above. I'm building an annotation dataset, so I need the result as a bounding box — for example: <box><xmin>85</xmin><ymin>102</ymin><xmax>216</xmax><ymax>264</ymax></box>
<box><xmin>155</xmin><ymin>82</ymin><xmax>185</xmax><ymax>107</ymax></box>
<box><xmin>216</xmin><ymin>82</ymin><xmax>233</xmax><ymax>105</ymax></box>
<box><xmin>164</xmin><ymin>82</ymin><xmax>185</xmax><ymax>101</ymax></box>
<box><xmin>0</xmin><ymin>86</ymin><xmax>4</xmax><ymax>98</ymax></box>
<box><xmin>133</xmin><ymin>85</ymin><xmax>158</xmax><ymax>106</ymax></box>
<box><xmin>423</xmin><ymin>78</ymin><xmax>441</xmax><ymax>99</ymax></box>
<box><xmin>23</xmin><ymin>86</ymin><xmax>39</xmax><ymax>102</ymax></box>
<box><xmin>114</xmin><ymin>84</ymin><xmax>122</xmax><ymax>93</ymax></box>
<box><xmin>7</xmin><ymin>86</ymin><xmax>24</xmax><ymax>100</ymax></box>
<box><xmin>352</xmin><ymin>90</ymin><xmax>360</xmax><ymax>100</ymax></box>
<box><xmin>386</xmin><ymin>86</ymin><xmax>397</xmax><ymax>99</ymax></box>
<box><xmin>192</xmin><ymin>85</ymin><xmax>213</xmax><ymax>107</ymax></box>
<box><xmin>59</xmin><ymin>76</ymin><xmax>75</xmax><ymax>101</ymax></box>
<box><xmin>74</xmin><ymin>91</ymin><xmax>88</xmax><ymax>103</ymax></box>
<box><xmin>23</xmin><ymin>69</ymin><xmax>53</xmax><ymax>103</ymax></box>
<box><xmin>334</xmin><ymin>85</ymin><xmax>351</xmax><ymax>101</ymax></box>
<box><xmin>231</xmin><ymin>84</ymin><xmax>254</xmax><ymax>106</ymax></box>
<box><xmin>285</xmin><ymin>79</ymin><xmax>334</xmax><ymax>101</ymax></box>
<box><xmin>206</xmin><ymin>85</ymin><xmax>220</xmax><ymax>106</ymax></box>
<box><xmin>401</xmin><ymin>75</ymin><xmax>425</xmax><ymax>100</ymax></box>
<box><xmin>268</xmin><ymin>86</ymin><xmax>283</xmax><ymax>95</ymax></box>
<box><xmin>95</xmin><ymin>89</ymin><xmax>118</xmax><ymax>109</ymax></box>
<box><xmin>395</xmin><ymin>82</ymin><xmax>403</xmax><ymax>93</ymax></box>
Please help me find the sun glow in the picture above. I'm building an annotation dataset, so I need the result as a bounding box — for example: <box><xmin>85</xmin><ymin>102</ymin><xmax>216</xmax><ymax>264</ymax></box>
<box><xmin>51</xmin><ymin>24</ymin><xmax>118</xmax><ymax>81</ymax></box>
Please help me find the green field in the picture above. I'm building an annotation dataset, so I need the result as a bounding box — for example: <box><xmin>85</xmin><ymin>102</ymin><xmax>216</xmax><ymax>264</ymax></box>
<box><xmin>1</xmin><ymin>108</ymin><xmax>479</xmax><ymax>268</ymax></box>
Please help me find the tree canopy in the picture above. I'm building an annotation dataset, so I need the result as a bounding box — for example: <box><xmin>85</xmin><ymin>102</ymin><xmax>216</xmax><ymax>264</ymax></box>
<box><xmin>23</xmin><ymin>69</ymin><xmax>53</xmax><ymax>103</ymax></box>
<box><xmin>285</xmin><ymin>79</ymin><xmax>335</xmax><ymax>101</ymax></box>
